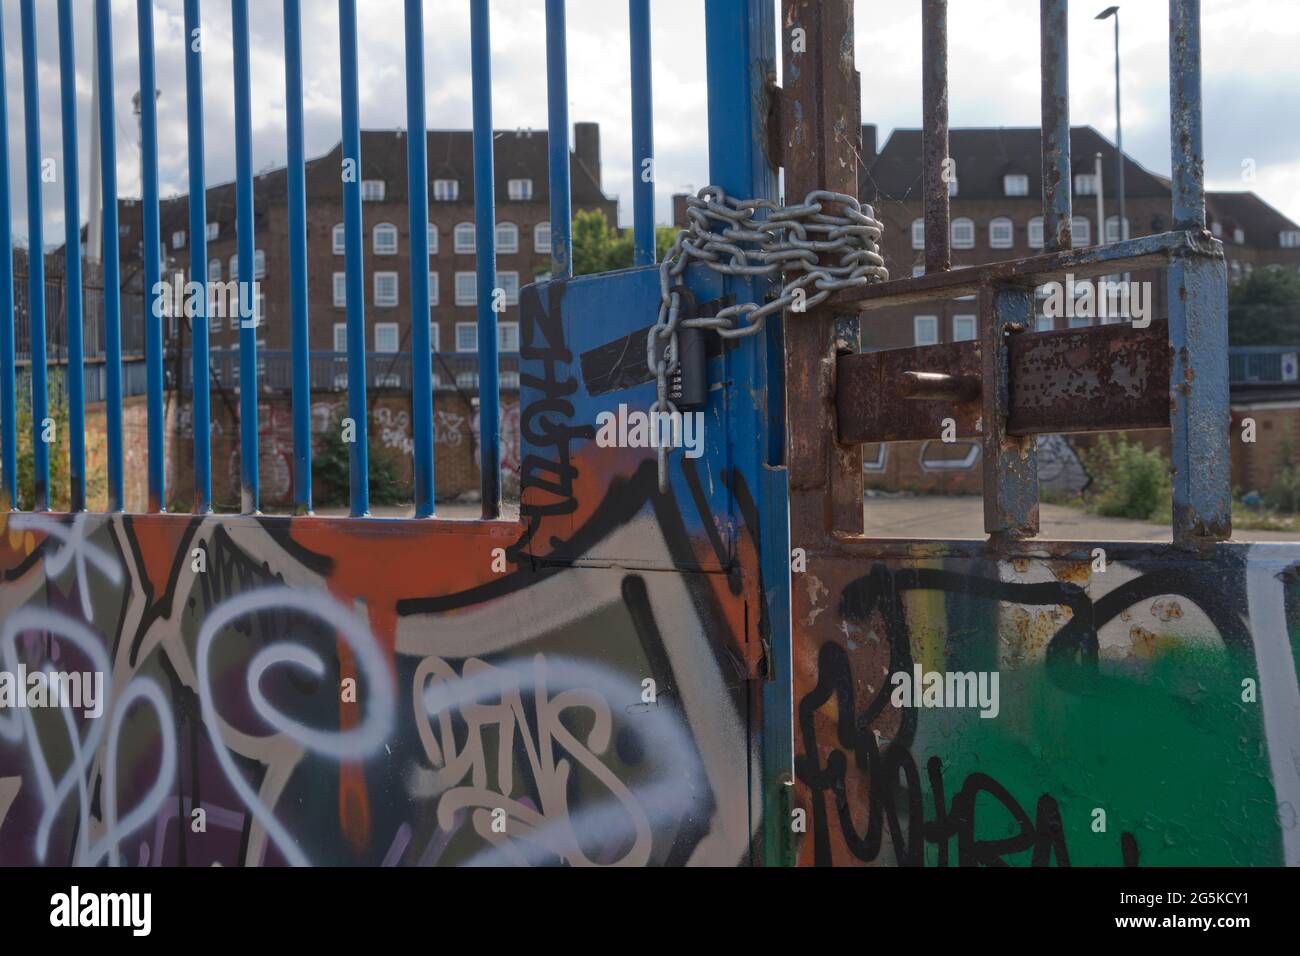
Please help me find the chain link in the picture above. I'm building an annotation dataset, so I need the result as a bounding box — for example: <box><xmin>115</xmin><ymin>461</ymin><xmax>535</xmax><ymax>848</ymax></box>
<box><xmin>646</xmin><ymin>186</ymin><xmax>889</xmax><ymax>491</ymax></box>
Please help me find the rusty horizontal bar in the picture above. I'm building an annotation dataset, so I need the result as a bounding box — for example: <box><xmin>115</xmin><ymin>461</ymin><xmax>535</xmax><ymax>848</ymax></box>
<box><xmin>900</xmin><ymin>370</ymin><xmax>980</xmax><ymax>402</ymax></box>
<box><xmin>837</xmin><ymin>321</ymin><xmax>1171</xmax><ymax>443</ymax></box>
<box><xmin>833</xmin><ymin>229</ymin><xmax>1219</xmax><ymax>311</ymax></box>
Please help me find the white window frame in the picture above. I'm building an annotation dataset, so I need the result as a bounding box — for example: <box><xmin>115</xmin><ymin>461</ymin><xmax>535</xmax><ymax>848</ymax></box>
<box><xmin>171</xmin><ymin>230</ymin><xmax>186</xmax><ymax>249</ymax></box>
<box><xmin>1105</xmin><ymin>216</ymin><xmax>1130</xmax><ymax>244</ymax></box>
<box><xmin>1233</xmin><ymin>228</ymin><xmax>1244</xmax><ymax>244</ymax></box>
<box><xmin>952</xmin><ymin>314</ymin><xmax>977</xmax><ymax>342</ymax></box>
<box><xmin>1071</xmin><ymin>215</ymin><xmax>1091</xmax><ymax>247</ymax></box>
<box><xmin>433</xmin><ymin>179</ymin><xmax>459</xmax><ymax>202</ymax></box>
<box><xmin>360</xmin><ymin>179</ymin><xmax>386</xmax><ymax>202</ymax></box>
<box><xmin>498</xmin><ymin>271</ymin><xmax>520</xmax><ymax>306</ymax></box>
<box><xmin>911</xmin><ymin>218</ymin><xmax>925</xmax><ymax>250</ymax></box>
<box><xmin>911</xmin><ymin>264</ymin><xmax>925</xmax><ymax>278</ymax></box>
<box><xmin>496</xmin><ymin>222</ymin><xmax>519</xmax><ymax>254</ymax></box>
<box><xmin>1003</xmin><ymin>174</ymin><xmax>1029</xmax><ymax>197</ymax></box>
<box><xmin>988</xmin><ymin>217</ymin><xmax>1014</xmax><ymax>249</ymax></box>
<box><xmin>253</xmin><ymin>249</ymin><xmax>265</xmax><ymax>279</ymax></box>
<box><xmin>333</xmin><ymin>323</ymin><xmax>348</xmax><ymax>352</ymax></box>
<box><xmin>1027</xmin><ymin>217</ymin><xmax>1045</xmax><ymax>249</ymax></box>
<box><xmin>913</xmin><ymin>315</ymin><xmax>939</xmax><ymax>346</ymax></box>
<box><xmin>373</xmin><ymin>271</ymin><xmax>400</xmax><ymax>307</ymax></box>
<box><xmin>332</xmin><ymin>223</ymin><xmax>346</xmax><ymax>255</ymax></box>
<box><xmin>947</xmin><ymin>178</ymin><xmax>958</xmax><ymax>198</ymax></box>
<box><xmin>229</xmin><ymin>254</ymin><xmax>238</xmax><ymax>279</ymax></box>
<box><xmin>1074</xmin><ymin>173</ymin><xmax>1098</xmax><ymax>196</ymax></box>
<box><xmin>208</xmin><ymin>258</ymin><xmax>221</xmax><ymax>282</ymax></box>
<box><xmin>455</xmin><ymin>322</ymin><xmax>478</xmax><ymax>353</ymax></box>
<box><xmin>206</xmin><ymin>222</ymin><xmax>220</xmax><ymax>241</ymax></box>
<box><xmin>507</xmin><ymin>178</ymin><xmax>533</xmax><ymax>201</ymax></box>
<box><xmin>454</xmin><ymin>222</ymin><xmax>476</xmax><ymax>254</ymax></box>
<box><xmin>534</xmin><ymin>221</ymin><xmax>552</xmax><ymax>254</ymax></box>
<box><xmin>374</xmin><ymin>322</ymin><xmax>400</xmax><ymax>353</ymax></box>
<box><xmin>372</xmin><ymin>222</ymin><xmax>398</xmax><ymax>255</ymax></box>
<box><xmin>497</xmin><ymin>320</ymin><xmax>520</xmax><ymax>352</ymax></box>
<box><xmin>1280</xmin><ymin>230</ymin><xmax>1300</xmax><ymax>248</ymax></box>
<box><xmin>455</xmin><ymin>271</ymin><xmax>476</xmax><ymax>306</ymax></box>
<box><xmin>951</xmin><ymin>218</ymin><xmax>975</xmax><ymax>250</ymax></box>
<box><xmin>429</xmin><ymin>271</ymin><xmax>440</xmax><ymax>306</ymax></box>
<box><xmin>332</xmin><ymin>272</ymin><xmax>347</xmax><ymax>307</ymax></box>
<box><xmin>427</xmin><ymin>223</ymin><xmax>438</xmax><ymax>255</ymax></box>
<box><xmin>428</xmin><ymin>322</ymin><xmax>441</xmax><ymax>353</ymax></box>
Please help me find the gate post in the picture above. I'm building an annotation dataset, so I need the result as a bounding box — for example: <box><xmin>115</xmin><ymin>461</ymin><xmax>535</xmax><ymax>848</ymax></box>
<box><xmin>703</xmin><ymin>0</ymin><xmax>790</xmax><ymax>866</ymax></box>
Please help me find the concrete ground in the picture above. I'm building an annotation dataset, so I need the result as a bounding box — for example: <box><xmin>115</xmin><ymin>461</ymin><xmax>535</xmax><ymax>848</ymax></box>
<box><xmin>318</xmin><ymin>495</ymin><xmax>1296</xmax><ymax>542</ymax></box>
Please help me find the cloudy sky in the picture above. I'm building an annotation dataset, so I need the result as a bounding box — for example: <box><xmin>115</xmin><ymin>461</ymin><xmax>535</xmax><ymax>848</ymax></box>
<box><xmin>3</xmin><ymin>0</ymin><xmax>1298</xmax><ymax>247</ymax></box>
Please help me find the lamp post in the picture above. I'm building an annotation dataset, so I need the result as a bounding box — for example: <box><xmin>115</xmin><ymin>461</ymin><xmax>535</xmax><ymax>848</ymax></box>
<box><xmin>1096</xmin><ymin>6</ymin><xmax>1125</xmax><ymax>242</ymax></box>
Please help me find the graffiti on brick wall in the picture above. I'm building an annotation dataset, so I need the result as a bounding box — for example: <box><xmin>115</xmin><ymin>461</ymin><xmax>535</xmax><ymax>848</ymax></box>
<box><xmin>793</xmin><ymin>543</ymin><xmax>1300</xmax><ymax>866</ymax></box>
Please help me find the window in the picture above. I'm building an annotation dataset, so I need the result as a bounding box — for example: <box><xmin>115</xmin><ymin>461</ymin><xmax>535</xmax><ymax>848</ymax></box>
<box><xmin>1074</xmin><ymin>173</ymin><xmax>1098</xmax><ymax>195</ymax></box>
<box><xmin>988</xmin><ymin>217</ymin><xmax>1014</xmax><ymax>249</ymax></box>
<box><xmin>333</xmin><ymin>272</ymin><xmax>347</xmax><ymax>307</ymax></box>
<box><xmin>1105</xmin><ymin>216</ymin><xmax>1130</xmax><ymax>244</ymax></box>
<box><xmin>428</xmin><ymin>322</ymin><xmax>440</xmax><ymax>353</ymax></box>
<box><xmin>498</xmin><ymin>321</ymin><xmax>520</xmax><ymax>352</ymax></box>
<box><xmin>360</xmin><ymin>179</ymin><xmax>386</xmax><ymax>202</ymax></box>
<box><xmin>373</xmin><ymin>271</ymin><xmax>399</xmax><ymax>307</ymax></box>
<box><xmin>1028</xmin><ymin>217</ymin><xmax>1045</xmax><ymax>249</ymax></box>
<box><xmin>172</xmin><ymin>230</ymin><xmax>186</xmax><ymax>249</ymax></box>
<box><xmin>1233</xmin><ymin>228</ymin><xmax>1245</xmax><ymax>244</ymax></box>
<box><xmin>912</xmin><ymin>265</ymin><xmax>925</xmax><ymax>278</ymax></box>
<box><xmin>1210</xmin><ymin>220</ymin><xmax>1223</xmax><ymax>238</ymax></box>
<box><xmin>500</xmin><ymin>371</ymin><xmax>520</xmax><ymax>390</ymax></box>
<box><xmin>496</xmin><ymin>222</ymin><xmax>519</xmax><ymax>253</ymax></box>
<box><xmin>454</xmin><ymin>222</ymin><xmax>475</xmax><ymax>253</ymax></box>
<box><xmin>1280</xmin><ymin>230</ymin><xmax>1300</xmax><ymax>248</ymax></box>
<box><xmin>206</xmin><ymin>222</ymin><xmax>220</xmax><ymax>240</ymax></box>
<box><xmin>1231</xmin><ymin>260</ymin><xmax>1243</xmax><ymax>283</ymax></box>
<box><xmin>914</xmin><ymin>316</ymin><xmax>939</xmax><ymax>346</ymax></box>
<box><xmin>951</xmin><ymin>218</ymin><xmax>975</xmax><ymax>249</ymax></box>
<box><xmin>433</xmin><ymin>179</ymin><xmax>459</xmax><ymax>201</ymax></box>
<box><xmin>952</xmin><ymin>315</ymin><xmax>977</xmax><ymax>342</ymax></box>
<box><xmin>507</xmin><ymin>178</ymin><xmax>533</xmax><ymax>201</ymax></box>
<box><xmin>455</xmin><ymin>322</ymin><xmax>478</xmax><ymax>352</ymax></box>
<box><xmin>1071</xmin><ymin>216</ymin><xmax>1091</xmax><ymax>247</ymax></box>
<box><xmin>374</xmin><ymin>322</ymin><xmax>399</xmax><ymax>352</ymax></box>
<box><xmin>911</xmin><ymin>218</ymin><xmax>925</xmax><ymax>250</ymax></box>
<box><xmin>534</xmin><ymin>221</ymin><xmax>551</xmax><ymax>253</ymax></box>
<box><xmin>455</xmin><ymin>271</ymin><xmax>476</xmax><ymax>306</ymax></box>
<box><xmin>253</xmin><ymin>249</ymin><xmax>265</xmax><ymax>279</ymax></box>
<box><xmin>1003</xmin><ymin>174</ymin><xmax>1029</xmax><ymax>196</ymax></box>
<box><xmin>333</xmin><ymin>323</ymin><xmax>348</xmax><ymax>352</ymax></box>
<box><xmin>208</xmin><ymin>258</ymin><xmax>221</xmax><ymax>282</ymax></box>
<box><xmin>947</xmin><ymin>178</ymin><xmax>958</xmax><ymax>198</ymax></box>
<box><xmin>499</xmin><ymin>271</ymin><xmax>520</xmax><ymax>306</ymax></box>
<box><xmin>427</xmin><ymin>223</ymin><xmax>439</xmax><ymax>255</ymax></box>
<box><xmin>429</xmin><ymin>272</ymin><xmax>440</xmax><ymax>306</ymax></box>
<box><xmin>332</xmin><ymin>223</ymin><xmax>346</xmax><ymax>254</ymax></box>
<box><xmin>456</xmin><ymin>371</ymin><xmax>479</xmax><ymax>389</ymax></box>
<box><xmin>229</xmin><ymin>254</ymin><xmax>238</xmax><ymax>279</ymax></box>
<box><xmin>373</xmin><ymin>223</ymin><xmax>398</xmax><ymax>255</ymax></box>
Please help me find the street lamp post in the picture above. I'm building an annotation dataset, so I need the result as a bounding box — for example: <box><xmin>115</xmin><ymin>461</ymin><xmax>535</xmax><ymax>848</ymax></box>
<box><xmin>1096</xmin><ymin>6</ymin><xmax>1125</xmax><ymax>242</ymax></box>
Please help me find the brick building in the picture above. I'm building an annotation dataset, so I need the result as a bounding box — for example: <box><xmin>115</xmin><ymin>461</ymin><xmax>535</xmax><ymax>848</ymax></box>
<box><xmin>114</xmin><ymin>121</ymin><xmax>616</xmax><ymax>371</ymax></box>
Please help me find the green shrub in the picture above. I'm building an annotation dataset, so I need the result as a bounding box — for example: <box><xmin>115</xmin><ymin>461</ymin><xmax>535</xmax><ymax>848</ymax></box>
<box><xmin>314</xmin><ymin>410</ymin><xmax>406</xmax><ymax>508</ymax></box>
<box><xmin>1080</xmin><ymin>434</ymin><xmax>1172</xmax><ymax>521</ymax></box>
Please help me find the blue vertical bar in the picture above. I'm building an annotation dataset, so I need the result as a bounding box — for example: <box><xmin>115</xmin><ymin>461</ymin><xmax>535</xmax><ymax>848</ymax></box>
<box><xmin>21</xmin><ymin>0</ymin><xmax>49</xmax><ymax>511</ymax></box>
<box><xmin>184</xmin><ymin>0</ymin><xmax>212</xmax><ymax>513</ymax></box>
<box><xmin>470</xmin><ymin>0</ymin><xmax>500</xmax><ymax>519</ymax></box>
<box><xmin>57</xmin><ymin>0</ymin><xmax>86</xmax><ymax>511</ymax></box>
<box><xmin>405</xmin><ymin>0</ymin><xmax>435</xmax><ymax>517</ymax></box>
<box><xmin>1039</xmin><ymin>0</ymin><xmax>1072</xmax><ymax>252</ymax></box>
<box><xmin>545</xmin><ymin>0</ymin><xmax>573</xmax><ymax>278</ymax></box>
<box><xmin>1168</xmin><ymin>0</ymin><xmax>1229</xmax><ymax>543</ymax></box>
<box><xmin>704</xmin><ymin>0</ymin><xmax>787</xmax><ymax>865</ymax></box>
<box><xmin>284</xmin><ymin>0</ymin><xmax>312</xmax><ymax>513</ymax></box>
<box><xmin>629</xmin><ymin>0</ymin><xmax>655</xmax><ymax>265</ymax></box>
<box><xmin>95</xmin><ymin>0</ymin><xmax>124</xmax><ymax>511</ymax></box>
<box><xmin>0</xmin><ymin>8</ymin><xmax>16</xmax><ymax>510</ymax></box>
<box><xmin>232</xmin><ymin>0</ymin><xmax>259</xmax><ymax>513</ymax></box>
<box><xmin>339</xmin><ymin>0</ymin><xmax>369</xmax><ymax>516</ymax></box>
<box><xmin>137</xmin><ymin>0</ymin><xmax>165</xmax><ymax>511</ymax></box>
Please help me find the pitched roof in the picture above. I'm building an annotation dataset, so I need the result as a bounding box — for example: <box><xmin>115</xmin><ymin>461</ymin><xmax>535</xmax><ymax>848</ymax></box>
<box><xmin>863</xmin><ymin>126</ymin><xmax>1171</xmax><ymax>203</ymax></box>
<box><xmin>1207</xmin><ymin>191</ymin><xmax>1300</xmax><ymax>244</ymax></box>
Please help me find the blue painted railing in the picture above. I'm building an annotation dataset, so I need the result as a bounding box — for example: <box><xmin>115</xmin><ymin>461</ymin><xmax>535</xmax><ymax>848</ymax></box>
<box><xmin>0</xmin><ymin>0</ymin><xmax>642</xmax><ymax>518</ymax></box>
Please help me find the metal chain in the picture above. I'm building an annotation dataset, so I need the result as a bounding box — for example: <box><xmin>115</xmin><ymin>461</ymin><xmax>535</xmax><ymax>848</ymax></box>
<box><xmin>646</xmin><ymin>186</ymin><xmax>889</xmax><ymax>491</ymax></box>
